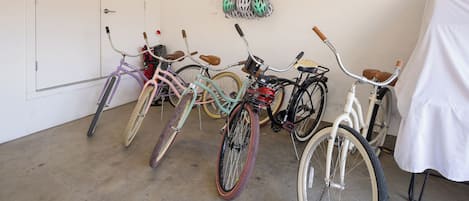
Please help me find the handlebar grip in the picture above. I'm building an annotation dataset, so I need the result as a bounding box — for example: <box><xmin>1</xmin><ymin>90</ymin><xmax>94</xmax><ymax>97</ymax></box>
<box><xmin>296</xmin><ymin>51</ymin><xmax>305</xmax><ymax>60</ymax></box>
<box><xmin>312</xmin><ymin>26</ymin><xmax>327</xmax><ymax>41</ymax></box>
<box><xmin>395</xmin><ymin>60</ymin><xmax>403</xmax><ymax>68</ymax></box>
<box><xmin>238</xmin><ymin>60</ymin><xmax>247</xmax><ymax>65</ymax></box>
<box><xmin>182</xmin><ymin>30</ymin><xmax>187</xmax><ymax>38</ymax></box>
<box><xmin>143</xmin><ymin>32</ymin><xmax>148</xmax><ymax>40</ymax></box>
<box><xmin>105</xmin><ymin>26</ymin><xmax>110</xmax><ymax>34</ymax></box>
<box><xmin>235</xmin><ymin>24</ymin><xmax>244</xmax><ymax>37</ymax></box>
<box><xmin>190</xmin><ymin>51</ymin><xmax>198</xmax><ymax>56</ymax></box>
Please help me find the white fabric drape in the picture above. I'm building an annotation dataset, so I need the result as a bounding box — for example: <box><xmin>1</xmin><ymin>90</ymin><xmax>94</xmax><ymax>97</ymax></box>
<box><xmin>394</xmin><ymin>0</ymin><xmax>469</xmax><ymax>182</ymax></box>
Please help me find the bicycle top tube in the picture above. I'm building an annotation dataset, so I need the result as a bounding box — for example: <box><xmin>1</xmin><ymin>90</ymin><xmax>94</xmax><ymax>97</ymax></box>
<box><xmin>312</xmin><ymin>26</ymin><xmax>402</xmax><ymax>87</ymax></box>
<box><xmin>234</xmin><ymin>24</ymin><xmax>304</xmax><ymax>73</ymax></box>
<box><xmin>105</xmin><ymin>26</ymin><xmax>150</xmax><ymax>58</ymax></box>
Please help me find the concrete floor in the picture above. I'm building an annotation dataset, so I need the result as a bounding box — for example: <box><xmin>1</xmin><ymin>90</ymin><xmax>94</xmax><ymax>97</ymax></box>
<box><xmin>1</xmin><ymin>102</ymin><xmax>468</xmax><ymax>201</ymax></box>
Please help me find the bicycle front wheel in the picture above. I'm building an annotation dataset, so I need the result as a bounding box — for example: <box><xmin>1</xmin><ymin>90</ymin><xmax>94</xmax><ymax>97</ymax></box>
<box><xmin>202</xmin><ymin>71</ymin><xmax>242</xmax><ymax>119</ymax></box>
<box><xmin>216</xmin><ymin>103</ymin><xmax>259</xmax><ymax>200</ymax></box>
<box><xmin>123</xmin><ymin>85</ymin><xmax>155</xmax><ymax>147</ymax></box>
<box><xmin>297</xmin><ymin>125</ymin><xmax>387</xmax><ymax>201</ymax></box>
<box><xmin>149</xmin><ymin>93</ymin><xmax>193</xmax><ymax>168</ymax></box>
<box><xmin>87</xmin><ymin>75</ymin><xmax>117</xmax><ymax>137</ymax></box>
<box><xmin>293</xmin><ymin>80</ymin><xmax>327</xmax><ymax>142</ymax></box>
<box><xmin>367</xmin><ymin>87</ymin><xmax>391</xmax><ymax>156</ymax></box>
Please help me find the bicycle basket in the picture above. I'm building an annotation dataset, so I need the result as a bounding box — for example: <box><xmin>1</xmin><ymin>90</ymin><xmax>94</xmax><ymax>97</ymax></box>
<box><xmin>242</xmin><ymin>55</ymin><xmax>264</xmax><ymax>77</ymax></box>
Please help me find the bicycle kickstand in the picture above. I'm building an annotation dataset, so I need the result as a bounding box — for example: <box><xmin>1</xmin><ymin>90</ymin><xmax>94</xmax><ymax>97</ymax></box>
<box><xmin>160</xmin><ymin>97</ymin><xmax>165</xmax><ymax>121</ymax></box>
<box><xmin>197</xmin><ymin>104</ymin><xmax>203</xmax><ymax>130</ymax></box>
<box><xmin>289</xmin><ymin>132</ymin><xmax>300</xmax><ymax>160</ymax></box>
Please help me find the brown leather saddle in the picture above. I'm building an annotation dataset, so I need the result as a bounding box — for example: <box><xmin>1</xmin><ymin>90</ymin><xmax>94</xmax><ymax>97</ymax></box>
<box><xmin>362</xmin><ymin>69</ymin><xmax>397</xmax><ymax>86</ymax></box>
<box><xmin>199</xmin><ymin>55</ymin><xmax>221</xmax><ymax>66</ymax></box>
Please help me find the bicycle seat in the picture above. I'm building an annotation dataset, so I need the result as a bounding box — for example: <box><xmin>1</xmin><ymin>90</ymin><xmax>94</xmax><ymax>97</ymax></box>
<box><xmin>164</xmin><ymin>51</ymin><xmax>185</xmax><ymax>60</ymax></box>
<box><xmin>363</xmin><ymin>69</ymin><xmax>397</xmax><ymax>86</ymax></box>
<box><xmin>199</xmin><ymin>55</ymin><xmax>221</xmax><ymax>66</ymax></box>
<box><xmin>295</xmin><ymin>59</ymin><xmax>319</xmax><ymax>68</ymax></box>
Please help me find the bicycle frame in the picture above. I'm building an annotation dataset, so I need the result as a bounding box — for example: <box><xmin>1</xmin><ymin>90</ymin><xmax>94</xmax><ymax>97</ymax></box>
<box><xmin>324</xmin><ymin>81</ymin><xmax>393</xmax><ymax>188</ymax></box>
<box><xmin>98</xmin><ymin>56</ymin><xmax>147</xmax><ymax>106</ymax></box>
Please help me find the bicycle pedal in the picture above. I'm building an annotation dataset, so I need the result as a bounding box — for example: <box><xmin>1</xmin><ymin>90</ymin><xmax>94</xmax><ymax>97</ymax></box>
<box><xmin>271</xmin><ymin>124</ymin><xmax>282</xmax><ymax>133</ymax></box>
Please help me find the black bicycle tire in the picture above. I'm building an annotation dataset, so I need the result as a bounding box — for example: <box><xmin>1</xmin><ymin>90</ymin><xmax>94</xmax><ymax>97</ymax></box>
<box><xmin>87</xmin><ymin>76</ymin><xmax>117</xmax><ymax>137</ymax></box>
<box><xmin>216</xmin><ymin>103</ymin><xmax>259</xmax><ymax>200</ymax></box>
<box><xmin>149</xmin><ymin>93</ymin><xmax>193</xmax><ymax>168</ymax></box>
<box><xmin>291</xmin><ymin>79</ymin><xmax>327</xmax><ymax>142</ymax></box>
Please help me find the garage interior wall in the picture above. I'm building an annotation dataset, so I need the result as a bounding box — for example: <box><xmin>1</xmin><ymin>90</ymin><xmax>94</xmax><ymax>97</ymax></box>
<box><xmin>159</xmin><ymin>0</ymin><xmax>426</xmax><ymax>134</ymax></box>
<box><xmin>0</xmin><ymin>0</ymin><xmax>425</xmax><ymax>144</ymax></box>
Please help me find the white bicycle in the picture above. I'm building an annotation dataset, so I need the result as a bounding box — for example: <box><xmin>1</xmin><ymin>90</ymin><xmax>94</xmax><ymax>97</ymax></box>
<box><xmin>297</xmin><ymin>26</ymin><xmax>402</xmax><ymax>201</ymax></box>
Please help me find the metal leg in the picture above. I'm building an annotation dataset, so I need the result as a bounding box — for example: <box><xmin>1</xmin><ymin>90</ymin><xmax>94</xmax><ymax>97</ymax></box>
<box><xmin>160</xmin><ymin>96</ymin><xmax>165</xmax><ymax>121</ymax></box>
<box><xmin>197</xmin><ymin>104</ymin><xmax>203</xmax><ymax>130</ymax></box>
<box><xmin>289</xmin><ymin>132</ymin><xmax>300</xmax><ymax>160</ymax></box>
<box><xmin>408</xmin><ymin>171</ymin><xmax>430</xmax><ymax>201</ymax></box>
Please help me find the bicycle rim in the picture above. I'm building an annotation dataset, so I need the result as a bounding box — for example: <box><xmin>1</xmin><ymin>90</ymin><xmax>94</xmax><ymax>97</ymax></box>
<box><xmin>202</xmin><ymin>72</ymin><xmax>242</xmax><ymax>119</ymax></box>
<box><xmin>123</xmin><ymin>85</ymin><xmax>155</xmax><ymax>147</ymax></box>
<box><xmin>216</xmin><ymin>103</ymin><xmax>259</xmax><ymax>200</ymax></box>
<box><xmin>150</xmin><ymin>93</ymin><xmax>193</xmax><ymax>168</ymax></box>
<box><xmin>298</xmin><ymin>125</ymin><xmax>387</xmax><ymax>201</ymax></box>
<box><xmin>294</xmin><ymin>81</ymin><xmax>327</xmax><ymax>141</ymax></box>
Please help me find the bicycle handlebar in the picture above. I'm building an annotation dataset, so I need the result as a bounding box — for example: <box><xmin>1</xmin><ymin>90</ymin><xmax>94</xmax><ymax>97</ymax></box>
<box><xmin>105</xmin><ymin>26</ymin><xmax>149</xmax><ymax>58</ymax></box>
<box><xmin>180</xmin><ymin>29</ymin><xmax>245</xmax><ymax>71</ymax></box>
<box><xmin>142</xmin><ymin>31</ymin><xmax>193</xmax><ymax>63</ymax></box>
<box><xmin>312</xmin><ymin>26</ymin><xmax>401</xmax><ymax>87</ymax></box>
<box><xmin>234</xmin><ymin>24</ymin><xmax>303</xmax><ymax>73</ymax></box>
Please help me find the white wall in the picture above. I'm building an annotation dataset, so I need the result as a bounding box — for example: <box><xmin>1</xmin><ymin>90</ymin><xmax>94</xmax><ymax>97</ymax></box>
<box><xmin>0</xmin><ymin>0</ymin><xmax>161</xmax><ymax>144</ymax></box>
<box><xmin>0</xmin><ymin>0</ymin><xmax>425</xmax><ymax>144</ymax></box>
<box><xmin>158</xmin><ymin>0</ymin><xmax>426</xmax><ymax>134</ymax></box>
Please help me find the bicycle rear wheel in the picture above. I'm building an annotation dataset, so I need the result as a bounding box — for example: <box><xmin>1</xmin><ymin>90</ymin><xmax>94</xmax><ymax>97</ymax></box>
<box><xmin>87</xmin><ymin>75</ymin><xmax>117</xmax><ymax>137</ymax></box>
<box><xmin>297</xmin><ymin>125</ymin><xmax>387</xmax><ymax>201</ymax></box>
<box><xmin>202</xmin><ymin>71</ymin><xmax>242</xmax><ymax>119</ymax></box>
<box><xmin>293</xmin><ymin>80</ymin><xmax>327</xmax><ymax>142</ymax></box>
<box><xmin>367</xmin><ymin>87</ymin><xmax>391</xmax><ymax>156</ymax></box>
<box><xmin>216</xmin><ymin>103</ymin><xmax>259</xmax><ymax>200</ymax></box>
<box><xmin>123</xmin><ymin>85</ymin><xmax>155</xmax><ymax>147</ymax></box>
<box><xmin>169</xmin><ymin>65</ymin><xmax>208</xmax><ymax>106</ymax></box>
<box><xmin>149</xmin><ymin>93</ymin><xmax>193</xmax><ymax>168</ymax></box>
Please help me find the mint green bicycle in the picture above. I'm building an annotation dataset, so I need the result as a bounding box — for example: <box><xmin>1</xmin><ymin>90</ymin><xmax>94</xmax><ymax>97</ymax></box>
<box><xmin>148</xmin><ymin>29</ymin><xmax>284</xmax><ymax>168</ymax></box>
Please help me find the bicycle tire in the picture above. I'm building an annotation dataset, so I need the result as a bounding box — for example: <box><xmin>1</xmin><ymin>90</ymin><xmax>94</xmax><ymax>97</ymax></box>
<box><xmin>149</xmin><ymin>93</ymin><xmax>193</xmax><ymax>168</ymax></box>
<box><xmin>258</xmin><ymin>85</ymin><xmax>284</xmax><ymax>126</ymax></box>
<box><xmin>367</xmin><ymin>87</ymin><xmax>391</xmax><ymax>156</ymax></box>
<box><xmin>202</xmin><ymin>71</ymin><xmax>242</xmax><ymax>119</ymax></box>
<box><xmin>169</xmin><ymin>65</ymin><xmax>208</xmax><ymax>107</ymax></box>
<box><xmin>292</xmin><ymin>80</ymin><xmax>327</xmax><ymax>141</ymax></box>
<box><xmin>87</xmin><ymin>76</ymin><xmax>117</xmax><ymax>137</ymax></box>
<box><xmin>123</xmin><ymin>85</ymin><xmax>155</xmax><ymax>147</ymax></box>
<box><xmin>216</xmin><ymin>103</ymin><xmax>259</xmax><ymax>200</ymax></box>
<box><xmin>297</xmin><ymin>124</ymin><xmax>388</xmax><ymax>201</ymax></box>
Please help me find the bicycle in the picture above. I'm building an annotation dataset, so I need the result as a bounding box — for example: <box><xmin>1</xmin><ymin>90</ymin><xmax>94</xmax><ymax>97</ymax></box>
<box><xmin>87</xmin><ymin>27</ymin><xmax>209</xmax><ymax>137</ymax></box>
<box><xmin>215</xmin><ymin>24</ymin><xmax>310</xmax><ymax>200</ymax></box>
<box><xmin>265</xmin><ymin>57</ymin><xmax>330</xmax><ymax>160</ymax></box>
<box><xmin>87</xmin><ymin>26</ymin><xmax>150</xmax><ymax>137</ymax></box>
<box><xmin>297</xmin><ymin>26</ymin><xmax>402</xmax><ymax>201</ymax></box>
<box><xmin>123</xmin><ymin>32</ymin><xmax>243</xmax><ymax>147</ymax></box>
<box><xmin>148</xmin><ymin>29</ymin><xmax>284</xmax><ymax>168</ymax></box>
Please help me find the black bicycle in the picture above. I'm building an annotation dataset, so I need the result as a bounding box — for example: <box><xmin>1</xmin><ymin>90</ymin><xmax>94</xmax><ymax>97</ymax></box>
<box><xmin>215</xmin><ymin>24</ymin><xmax>329</xmax><ymax>200</ymax></box>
